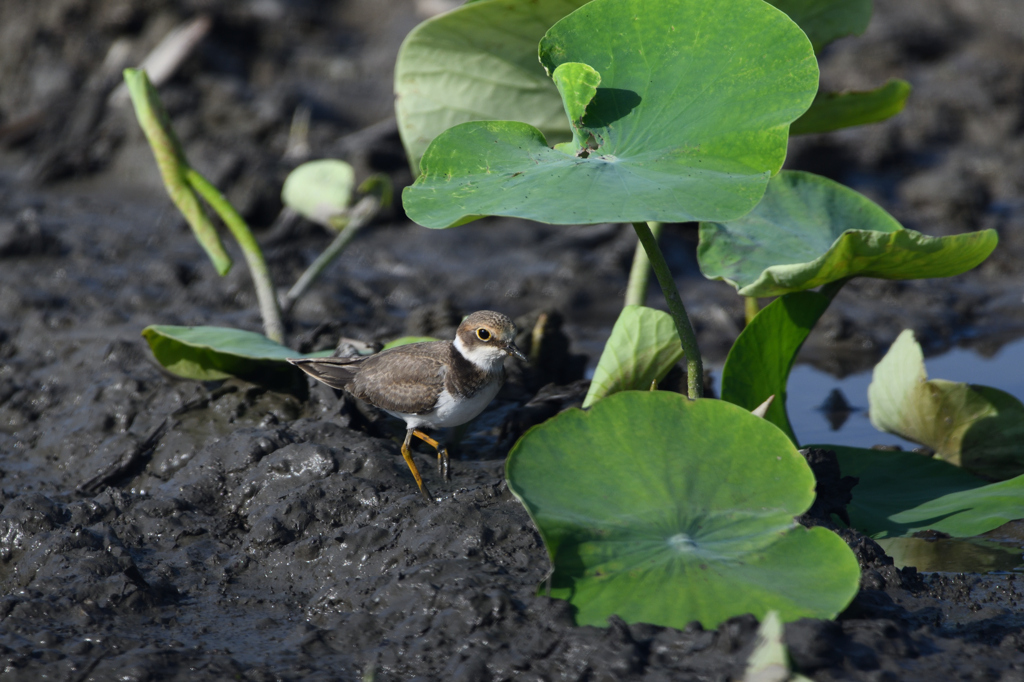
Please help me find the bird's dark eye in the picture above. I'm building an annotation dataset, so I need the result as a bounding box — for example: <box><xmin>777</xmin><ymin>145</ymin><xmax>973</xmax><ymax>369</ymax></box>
<box><xmin>476</xmin><ymin>328</ymin><xmax>491</xmax><ymax>341</ymax></box>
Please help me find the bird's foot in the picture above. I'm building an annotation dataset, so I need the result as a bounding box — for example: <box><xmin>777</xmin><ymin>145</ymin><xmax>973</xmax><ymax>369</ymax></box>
<box><xmin>438</xmin><ymin>447</ymin><xmax>450</xmax><ymax>482</ymax></box>
<box><xmin>400</xmin><ymin>441</ymin><xmax>433</xmax><ymax>503</ymax></box>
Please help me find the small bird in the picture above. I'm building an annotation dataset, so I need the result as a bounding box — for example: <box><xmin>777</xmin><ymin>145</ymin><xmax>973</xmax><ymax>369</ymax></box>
<box><xmin>289</xmin><ymin>311</ymin><xmax>527</xmax><ymax>502</ymax></box>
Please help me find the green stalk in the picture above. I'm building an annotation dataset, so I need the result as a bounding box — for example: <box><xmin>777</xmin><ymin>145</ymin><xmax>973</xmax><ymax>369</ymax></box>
<box><xmin>624</xmin><ymin>221</ymin><xmax>662</xmax><ymax>307</ymax></box>
<box><xmin>186</xmin><ymin>169</ymin><xmax>285</xmax><ymax>343</ymax></box>
<box><xmin>744</xmin><ymin>296</ymin><xmax>760</xmax><ymax>326</ymax></box>
<box><xmin>123</xmin><ymin>68</ymin><xmax>231</xmax><ymax>275</ymax></box>
<box><xmin>632</xmin><ymin>221</ymin><xmax>703</xmax><ymax>399</ymax></box>
<box><xmin>280</xmin><ymin>195</ymin><xmax>380</xmax><ymax>313</ymax></box>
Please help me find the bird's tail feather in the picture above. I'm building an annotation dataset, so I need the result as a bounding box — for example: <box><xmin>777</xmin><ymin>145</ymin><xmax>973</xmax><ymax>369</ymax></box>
<box><xmin>288</xmin><ymin>357</ymin><xmax>363</xmax><ymax>390</ymax></box>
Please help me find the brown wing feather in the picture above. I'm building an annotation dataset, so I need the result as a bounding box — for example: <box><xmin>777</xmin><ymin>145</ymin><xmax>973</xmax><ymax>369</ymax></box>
<box><xmin>288</xmin><ymin>356</ymin><xmax>366</xmax><ymax>390</ymax></box>
<box><xmin>349</xmin><ymin>341</ymin><xmax>450</xmax><ymax>414</ymax></box>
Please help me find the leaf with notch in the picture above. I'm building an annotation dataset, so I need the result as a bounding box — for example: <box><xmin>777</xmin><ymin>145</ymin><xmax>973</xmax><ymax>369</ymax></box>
<box><xmin>403</xmin><ymin>0</ymin><xmax>818</xmax><ymax>228</ymax></box>
<box><xmin>507</xmin><ymin>392</ymin><xmax>860</xmax><ymax>629</ymax></box>
<box><xmin>395</xmin><ymin>0</ymin><xmax>588</xmax><ymax>173</ymax></box>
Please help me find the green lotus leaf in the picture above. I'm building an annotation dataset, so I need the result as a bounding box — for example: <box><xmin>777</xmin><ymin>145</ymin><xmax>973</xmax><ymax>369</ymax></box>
<box><xmin>506</xmin><ymin>392</ymin><xmax>860</xmax><ymax>629</ymax></box>
<box><xmin>142</xmin><ymin>325</ymin><xmax>331</xmax><ymax>386</ymax></box>
<box><xmin>826</xmin><ymin>445</ymin><xmax>1024</xmax><ymax>539</ymax></box>
<box><xmin>403</xmin><ymin>0</ymin><xmax>818</xmax><ymax>228</ymax></box>
<box><xmin>720</xmin><ymin>291</ymin><xmax>834</xmax><ymax>443</ymax></box>
<box><xmin>791</xmin><ymin>79</ymin><xmax>912</xmax><ymax>135</ymax></box>
<box><xmin>396</xmin><ymin>0</ymin><xmax>879</xmax><ymax>179</ymax></box>
<box><xmin>698</xmin><ymin>171</ymin><xmax>998</xmax><ymax>297</ymax></box>
<box><xmin>281</xmin><ymin>159</ymin><xmax>355</xmax><ymax>230</ymax></box>
<box><xmin>583</xmin><ymin>305</ymin><xmax>683</xmax><ymax>408</ymax></box>
<box><xmin>394</xmin><ymin>0</ymin><xmax>587</xmax><ymax>173</ymax></box>
<box><xmin>868</xmin><ymin>330</ymin><xmax>1024</xmax><ymax>480</ymax></box>
<box><xmin>766</xmin><ymin>0</ymin><xmax>871</xmax><ymax>53</ymax></box>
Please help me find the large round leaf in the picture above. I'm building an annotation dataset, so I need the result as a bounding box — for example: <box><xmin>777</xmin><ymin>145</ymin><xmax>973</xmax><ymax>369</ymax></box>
<box><xmin>394</xmin><ymin>0</ymin><xmax>587</xmax><ymax>174</ymax></box>
<box><xmin>403</xmin><ymin>0</ymin><xmax>818</xmax><ymax>228</ymax></box>
<box><xmin>698</xmin><ymin>171</ymin><xmax>999</xmax><ymax>297</ymax></box>
<box><xmin>506</xmin><ymin>392</ymin><xmax>860</xmax><ymax>629</ymax></box>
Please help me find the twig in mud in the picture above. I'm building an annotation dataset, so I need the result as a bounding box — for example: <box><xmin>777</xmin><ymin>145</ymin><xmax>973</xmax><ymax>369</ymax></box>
<box><xmin>261</xmin><ymin>207</ymin><xmax>302</xmax><ymax>248</ymax></box>
<box><xmin>77</xmin><ymin>419</ymin><xmax>170</xmax><ymax>496</ymax></box>
<box><xmin>71</xmin><ymin>651</ymin><xmax>108</xmax><ymax>682</ymax></box>
<box><xmin>335</xmin><ymin>117</ymin><xmax>399</xmax><ymax>156</ymax></box>
<box><xmin>283</xmin><ymin>104</ymin><xmax>312</xmax><ymax>161</ymax></box>
<box><xmin>75</xmin><ymin>386</ymin><xmax>224</xmax><ymax>495</ymax></box>
<box><xmin>280</xmin><ymin>195</ymin><xmax>381</xmax><ymax>313</ymax></box>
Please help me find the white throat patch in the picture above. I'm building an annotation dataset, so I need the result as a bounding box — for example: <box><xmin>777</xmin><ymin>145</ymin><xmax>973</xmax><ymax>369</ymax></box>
<box><xmin>454</xmin><ymin>336</ymin><xmax>506</xmax><ymax>372</ymax></box>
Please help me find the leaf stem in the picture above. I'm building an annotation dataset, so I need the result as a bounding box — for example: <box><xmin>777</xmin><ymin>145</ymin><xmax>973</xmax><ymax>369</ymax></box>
<box><xmin>186</xmin><ymin>169</ymin><xmax>285</xmax><ymax>344</ymax></box>
<box><xmin>624</xmin><ymin>221</ymin><xmax>662</xmax><ymax>307</ymax></box>
<box><xmin>280</xmin><ymin>195</ymin><xmax>380</xmax><ymax>313</ymax></box>
<box><xmin>632</xmin><ymin>221</ymin><xmax>703</xmax><ymax>399</ymax></box>
<box><xmin>744</xmin><ymin>296</ymin><xmax>760</xmax><ymax>326</ymax></box>
<box><xmin>123</xmin><ymin>68</ymin><xmax>232</xmax><ymax>275</ymax></box>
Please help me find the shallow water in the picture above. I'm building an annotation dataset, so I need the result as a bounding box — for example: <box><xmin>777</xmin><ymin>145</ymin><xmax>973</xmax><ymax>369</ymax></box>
<box><xmin>880</xmin><ymin>536</ymin><xmax>1024</xmax><ymax>574</ymax></box>
<box><xmin>783</xmin><ymin>338</ymin><xmax>1024</xmax><ymax>574</ymax></box>
<box><xmin>880</xmin><ymin>519</ymin><xmax>1024</xmax><ymax>574</ymax></box>
<box><xmin>782</xmin><ymin>336</ymin><xmax>1024</xmax><ymax>450</ymax></box>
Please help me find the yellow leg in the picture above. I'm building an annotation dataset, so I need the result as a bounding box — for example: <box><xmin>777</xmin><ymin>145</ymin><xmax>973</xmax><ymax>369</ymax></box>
<box><xmin>413</xmin><ymin>430</ymin><xmax>450</xmax><ymax>482</ymax></box>
<box><xmin>401</xmin><ymin>429</ymin><xmax>433</xmax><ymax>503</ymax></box>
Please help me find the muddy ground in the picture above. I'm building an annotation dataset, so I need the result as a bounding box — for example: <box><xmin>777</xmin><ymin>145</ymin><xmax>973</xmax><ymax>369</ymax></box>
<box><xmin>0</xmin><ymin>0</ymin><xmax>1023</xmax><ymax>679</ymax></box>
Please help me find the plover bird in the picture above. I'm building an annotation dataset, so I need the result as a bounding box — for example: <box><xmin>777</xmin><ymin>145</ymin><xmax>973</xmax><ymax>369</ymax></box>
<box><xmin>289</xmin><ymin>311</ymin><xmax>526</xmax><ymax>502</ymax></box>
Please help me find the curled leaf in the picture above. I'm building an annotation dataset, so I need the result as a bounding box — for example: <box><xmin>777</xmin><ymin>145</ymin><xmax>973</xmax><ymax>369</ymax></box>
<box><xmin>791</xmin><ymin>79</ymin><xmax>912</xmax><ymax>135</ymax></box>
<box><xmin>868</xmin><ymin>330</ymin><xmax>1024</xmax><ymax>479</ymax></box>
<box><xmin>583</xmin><ymin>305</ymin><xmax>683</xmax><ymax>408</ymax></box>
<box><xmin>699</xmin><ymin>171</ymin><xmax>997</xmax><ymax>297</ymax></box>
<box><xmin>826</xmin><ymin>445</ymin><xmax>1024</xmax><ymax>538</ymax></box>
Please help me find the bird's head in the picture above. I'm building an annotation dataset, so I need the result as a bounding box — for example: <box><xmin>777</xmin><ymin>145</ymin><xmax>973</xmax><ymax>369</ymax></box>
<box><xmin>454</xmin><ymin>310</ymin><xmax>527</xmax><ymax>370</ymax></box>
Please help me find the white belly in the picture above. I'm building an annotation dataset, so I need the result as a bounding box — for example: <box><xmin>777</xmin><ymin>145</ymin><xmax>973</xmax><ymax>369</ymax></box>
<box><xmin>387</xmin><ymin>380</ymin><xmax>501</xmax><ymax>430</ymax></box>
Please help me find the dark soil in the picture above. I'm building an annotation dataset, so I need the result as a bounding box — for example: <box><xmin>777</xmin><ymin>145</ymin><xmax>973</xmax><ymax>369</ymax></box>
<box><xmin>1</xmin><ymin>0</ymin><xmax>1023</xmax><ymax>679</ymax></box>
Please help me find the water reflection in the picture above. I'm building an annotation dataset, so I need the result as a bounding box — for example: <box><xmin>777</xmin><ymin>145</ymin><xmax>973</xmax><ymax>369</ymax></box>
<box><xmin>879</xmin><ymin>536</ymin><xmax>1024</xmax><ymax>574</ymax></box>
<box><xmin>710</xmin><ymin>336</ymin><xmax>1024</xmax><ymax>573</ymax></box>
<box><xmin>782</xmin><ymin>335</ymin><xmax>1024</xmax><ymax>449</ymax></box>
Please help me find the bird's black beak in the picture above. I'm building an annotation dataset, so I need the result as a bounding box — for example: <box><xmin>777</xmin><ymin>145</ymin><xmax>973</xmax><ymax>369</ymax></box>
<box><xmin>506</xmin><ymin>341</ymin><xmax>528</xmax><ymax>362</ymax></box>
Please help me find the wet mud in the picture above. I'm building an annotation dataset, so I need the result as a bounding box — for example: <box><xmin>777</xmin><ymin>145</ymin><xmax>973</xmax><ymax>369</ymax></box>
<box><xmin>1</xmin><ymin>0</ymin><xmax>1024</xmax><ymax>679</ymax></box>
